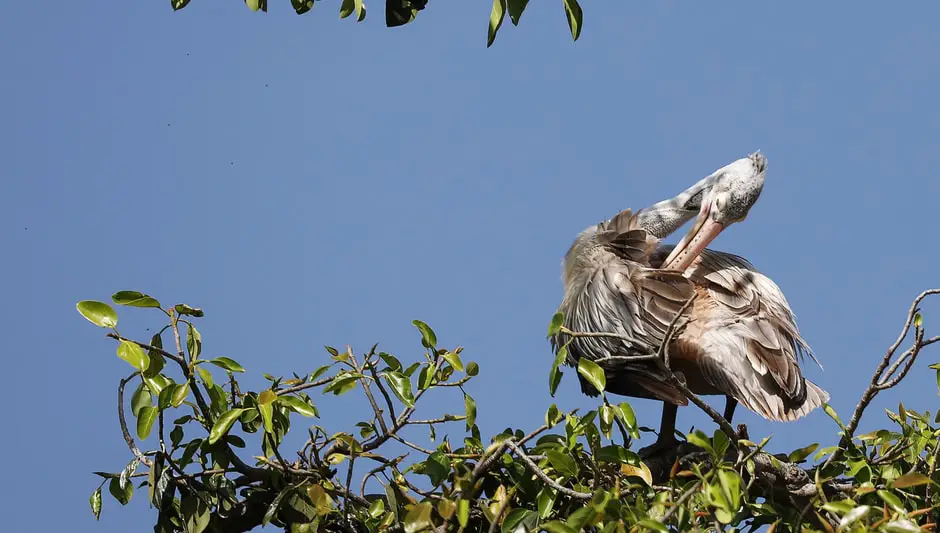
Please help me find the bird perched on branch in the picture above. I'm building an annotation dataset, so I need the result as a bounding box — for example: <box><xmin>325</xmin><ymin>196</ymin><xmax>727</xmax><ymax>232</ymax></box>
<box><xmin>551</xmin><ymin>152</ymin><xmax>828</xmax><ymax>455</ymax></box>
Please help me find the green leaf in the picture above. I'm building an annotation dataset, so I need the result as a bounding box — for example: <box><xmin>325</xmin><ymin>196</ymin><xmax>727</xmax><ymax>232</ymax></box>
<box><xmin>877</xmin><ymin>489</ymin><xmax>905</xmax><ymax>513</ymax></box>
<box><xmin>259</xmin><ymin>390</ymin><xmax>276</xmax><ymax>433</ymax></box>
<box><xmin>386</xmin><ymin>0</ymin><xmax>423</xmax><ymax>27</ymax></box>
<box><xmin>548</xmin><ymin>364</ymin><xmax>563</xmax><ymax>397</ymax></box>
<box><xmin>502</xmin><ymin>509</ymin><xmax>538</xmax><ymax>533</ymax></box>
<box><xmin>635</xmin><ymin>519</ymin><xmax>668</xmax><ymax>533</ymax></box>
<box><xmin>507</xmin><ymin>0</ymin><xmax>529</xmax><ymax>25</ymax></box>
<box><xmin>839</xmin><ymin>506</ymin><xmax>870</xmax><ymax>529</ymax></box>
<box><xmin>339</xmin><ymin>0</ymin><xmax>354</xmax><ymax>18</ymax></box>
<box><xmin>487</xmin><ymin>0</ymin><xmax>507</xmax><ymax>48</ymax></box>
<box><xmin>717</xmin><ymin>469</ymin><xmax>741</xmax><ymax>511</ymax></box>
<box><xmin>144</xmin><ymin>333</ymin><xmax>165</xmax><ymax>378</ymax></box>
<box><xmin>425</xmin><ymin>451</ymin><xmax>450</xmax><ymax>486</ymax></box>
<box><xmin>616</xmin><ymin>402</ymin><xmax>639</xmax><ymax>438</ymax></box>
<box><xmin>562</xmin><ymin>0</ymin><xmax>582</xmax><ymax>41</ymax></box>
<box><xmin>546</xmin><ymin>449</ymin><xmax>579</xmax><ymax>477</ymax></box>
<box><xmin>577</xmin><ymin>358</ymin><xmax>606</xmax><ymax>394</ymax></box>
<box><xmin>546</xmin><ymin>404</ymin><xmax>561</xmax><ymax>426</ymax></box>
<box><xmin>170</xmin><ymin>383</ymin><xmax>189</xmax><ymax>407</ymax></box>
<box><xmin>442</xmin><ymin>351</ymin><xmax>464</xmax><ymax>372</ymax></box>
<box><xmin>245</xmin><ymin>0</ymin><xmax>267</xmax><ymax>12</ymax></box>
<box><xmin>547</xmin><ymin>312</ymin><xmax>564</xmax><ymax>337</ymax></box>
<box><xmin>187</xmin><ymin>324</ymin><xmax>202</xmax><ymax>361</ymax></box>
<box><xmin>112</xmin><ymin>291</ymin><xmax>161</xmax><ymax>308</ymax></box>
<box><xmin>117</xmin><ymin>341</ymin><xmax>150</xmax><ymax>372</ymax></box>
<box><xmin>687</xmin><ymin>430</ymin><xmax>714</xmax><ymax>454</ymax></box>
<box><xmin>412</xmin><ymin>320</ymin><xmax>437</xmax><ymax>349</ymax></box>
<box><xmin>173</xmin><ymin>303</ymin><xmax>204</xmax><ymax>317</ymax></box>
<box><xmin>368</xmin><ymin>498</ymin><xmax>385</xmax><ymax>519</ymax></box>
<box><xmin>278</xmin><ymin>395</ymin><xmax>319</xmax><ymax>417</ymax></box>
<box><xmin>171</xmin><ymin>0</ymin><xmax>192</xmax><ymax>10</ymax></box>
<box><xmin>108</xmin><ymin>477</ymin><xmax>133</xmax><ymax>505</ymax></box>
<box><xmin>891</xmin><ymin>472</ymin><xmax>932</xmax><ymax>488</ymax></box>
<box><xmin>355</xmin><ymin>0</ymin><xmax>366</xmax><ymax>21</ymax></box>
<box><xmin>131</xmin><ymin>382</ymin><xmax>152</xmax><ymax>417</ymax></box>
<box><xmin>537</xmin><ymin>486</ymin><xmax>557</xmax><ymax>519</ymax></box>
<box><xmin>823</xmin><ymin>403</ymin><xmax>846</xmax><ymax>431</ymax></box>
<box><xmin>323</xmin><ymin>372</ymin><xmax>362</xmax><ymax>396</ymax></box>
<box><xmin>90</xmin><ymin>487</ymin><xmax>102</xmax><ymax>520</ymax></box>
<box><xmin>207</xmin><ymin>357</ymin><xmax>246</xmax><ymax>373</ymax></box>
<box><xmin>466</xmin><ymin>361</ymin><xmax>479</xmax><ymax>376</ymax></box>
<box><xmin>170</xmin><ymin>425</ymin><xmax>184</xmax><ymax>446</ymax></box>
<box><xmin>541</xmin><ymin>521</ymin><xmax>577</xmax><ymax>533</ymax></box>
<box><xmin>384</xmin><ymin>372</ymin><xmax>415</xmax><ymax>407</ymax></box>
<box><xmin>914</xmin><ymin>312</ymin><xmax>923</xmax><ymax>328</ymax></box>
<box><xmin>464</xmin><ymin>393</ymin><xmax>477</xmax><ymax>430</ymax></box>
<box><xmin>76</xmin><ymin>300</ymin><xmax>118</xmax><ymax>328</ymax></box>
<box><xmin>196</xmin><ymin>366</ymin><xmax>213</xmax><ymax>388</ymax></box>
<box><xmin>885</xmin><ymin>519</ymin><xmax>920</xmax><ymax>533</ymax></box>
<box><xmin>136</xmin><ymin>406</ymin><xmax>158</xmax><ymax>440</ymax></box>
<box><xmin>788</xmin><ymin>442</ymin><xmax>819</xmax><ymax>463</ymax></box>
<box><xmin>404</xmin><ymin>501</ymin><xmax>433</xmax><ymax>533</ymax></box>
<box><xmin>457</xmin><ymin>498</ymin><xmax>470</xmax><ymax>528</ymax></box>
<box><xmin>181</xmin><ymin>492</ymin><xmax>211</xmax><ymax>533</ymax></box>
<box><xmin>209</xmin><ymin>408</ymin><xmax>246</xmax><ymax>444</ymax></box>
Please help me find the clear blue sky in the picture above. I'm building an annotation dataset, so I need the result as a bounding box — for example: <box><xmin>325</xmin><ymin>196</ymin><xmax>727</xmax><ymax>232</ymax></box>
<box><xmin>3</xmin><ymin>2</ymin><xmax>940</xmax><ymax>531</ymax></box>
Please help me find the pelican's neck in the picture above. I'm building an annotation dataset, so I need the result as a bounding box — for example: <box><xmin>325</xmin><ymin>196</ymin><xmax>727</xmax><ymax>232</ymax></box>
<box><xmin>634</xmin><ymin>174</ymin><xmax>716</xmax><ymax>239</ymax></box>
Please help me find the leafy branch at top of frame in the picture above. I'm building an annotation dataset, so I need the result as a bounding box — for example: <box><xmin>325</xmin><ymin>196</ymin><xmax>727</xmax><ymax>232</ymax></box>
<box><xmin>167</xmin><ymin>0</ymin><xmax>580</xmax><ymax>48</ymax></box>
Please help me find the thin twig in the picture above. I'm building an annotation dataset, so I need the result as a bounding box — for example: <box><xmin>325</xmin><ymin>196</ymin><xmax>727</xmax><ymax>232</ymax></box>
<box><xmin>407</xmin><ymin>416</ymin><xmax>466</xmax><ymax>425</ymax></box>
<box><xmin>276</xmin><ymin>376</ymin><xmax>335</xmax><ymax>396</ymax></box>
<box><xmin>117</xmin><ymin>373</ymin><xmax>152</xmax><ymax>468</ymax></box>
<box><xmin>843</xmin><ymin>289</ymin><xmax>940</xmax><ymax>442</ymax></box>
<box><xmin>366</xmin><ymin>361</ymin><xmax>398</xmax><ymax>420</ymax></box>
<box><xmin>349</xmin><ymin>348</ymin><xmax>390</xmax><ymax>435</ymax></box>
<box><xmin>504</xmin><ymin>440</ymin><xmax>591</xmax><ymax>500</ymax></box>
<box><xmin>663</xmin><ymin>479</ymin><xmax>703</xmax><ymax>521</ymax></box>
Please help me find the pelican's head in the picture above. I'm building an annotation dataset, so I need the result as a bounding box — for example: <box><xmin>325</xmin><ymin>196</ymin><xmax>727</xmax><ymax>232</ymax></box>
<box><xmin>661</xmin><ymin>152</ymin><xmax>767</xmax><ymax>271</ymax></box>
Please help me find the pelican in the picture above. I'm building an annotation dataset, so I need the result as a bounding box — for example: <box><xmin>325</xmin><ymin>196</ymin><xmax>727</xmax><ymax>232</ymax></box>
<box><xmin>552</xmin><ymin>152</ymin><xmax>828</xmax><ymax>454</ymax></box>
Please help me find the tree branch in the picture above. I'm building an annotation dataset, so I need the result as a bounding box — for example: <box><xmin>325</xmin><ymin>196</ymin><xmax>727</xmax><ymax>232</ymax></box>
<box><xmin>117</xmin><ymin>373</ymin><xmax>152</xmax><ymax>468</ymax></box>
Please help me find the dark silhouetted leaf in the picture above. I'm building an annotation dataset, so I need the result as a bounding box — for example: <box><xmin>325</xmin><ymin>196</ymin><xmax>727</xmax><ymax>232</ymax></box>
<box><xmin>562</xmin><ymin>0</ymin><xmax>582</xmax><ymax>41</ymax></box>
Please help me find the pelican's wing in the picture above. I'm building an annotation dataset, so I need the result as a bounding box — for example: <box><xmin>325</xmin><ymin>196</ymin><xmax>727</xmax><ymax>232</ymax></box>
<box><xmin>652</xmin><ymin>246</ymin><xmax>829</xmax><ymax>421</ymax></box>
<box><xmin>554</xmin><ymin>210</ymin><xmax>697</xmax><ymax>404</ymax></box>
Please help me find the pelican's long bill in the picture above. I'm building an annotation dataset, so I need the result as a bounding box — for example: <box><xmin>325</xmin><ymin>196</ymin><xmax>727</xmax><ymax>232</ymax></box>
<box><xmin>661</xmin><ymin>200</ymin><xmax>725</xmax><ymax>272</ymax></box>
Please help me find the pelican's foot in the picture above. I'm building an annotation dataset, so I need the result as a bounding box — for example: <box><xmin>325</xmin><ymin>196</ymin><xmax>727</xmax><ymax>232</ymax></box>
<box><xmin>638</xmin><ymin>435</ymin><xmax>680</xmax><ymax>460</ymax></box>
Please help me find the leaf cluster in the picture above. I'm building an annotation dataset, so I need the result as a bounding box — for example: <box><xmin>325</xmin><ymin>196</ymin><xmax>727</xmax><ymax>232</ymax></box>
<box><xmin>79</xmin><ymin>290</ymin><xmax>940</xmax><ymax>533</ymax></box>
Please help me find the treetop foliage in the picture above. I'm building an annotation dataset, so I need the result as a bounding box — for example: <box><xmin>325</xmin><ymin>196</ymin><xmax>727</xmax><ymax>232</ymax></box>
<box><xmin>169</xmin><ymin>0</ymin><xmax>574</xmax><ymax>48</ymax></box>
<box><xmin>79</xmin><ymin>288</ymin><xmax>940</xmax><ymax>533</ymax></box>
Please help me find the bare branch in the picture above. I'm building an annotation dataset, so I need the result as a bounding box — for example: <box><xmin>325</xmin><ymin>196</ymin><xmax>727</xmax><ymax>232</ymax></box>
<box><xmin>504</xmin><ymin>440</ymin><xmax>592</xmax><ymax>500</ymax></box>
<box><xmin>117</xmin><ymin>373</ymin><xmax>152</xmax><ymax>468</ymax></box>
<box><xmin>843</xmin><ymin>289</ymin><xmax>940</xmax><ymax>442</ymax></box>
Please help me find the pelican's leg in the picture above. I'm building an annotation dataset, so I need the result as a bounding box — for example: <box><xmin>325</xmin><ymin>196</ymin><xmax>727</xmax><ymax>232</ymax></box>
<box><xmin>638</xmin><ymin>403</ymin><xmax>679</xmax><ymax>458</ymax></box>
<box><xmin>723</xmin><ymin>397</ymin><xmax>737</xmax><ymax>422</ymax></box>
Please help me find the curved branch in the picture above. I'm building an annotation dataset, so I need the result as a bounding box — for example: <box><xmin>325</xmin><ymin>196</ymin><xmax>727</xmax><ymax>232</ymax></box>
<box><xmin>117</xmin><ymin>373</ymin><xmax>152</xmax><ymax>468</ymax></box>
